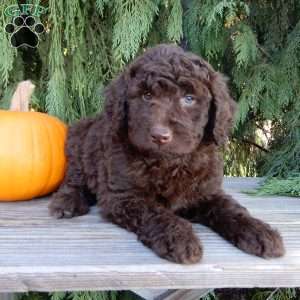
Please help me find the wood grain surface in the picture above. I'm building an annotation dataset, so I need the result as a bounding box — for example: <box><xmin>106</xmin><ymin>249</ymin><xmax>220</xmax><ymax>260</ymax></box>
<box><xmin>0</xmin><ymin>177</ymin><xmax>299</xmax><ymax>292</ymax></box>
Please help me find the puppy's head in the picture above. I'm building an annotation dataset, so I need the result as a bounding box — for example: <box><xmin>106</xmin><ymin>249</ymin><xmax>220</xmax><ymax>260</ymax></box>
<box><xmin>105</xmin><ymin>44</ymin><xmax>236</xmax><ymax>156</ymax></box>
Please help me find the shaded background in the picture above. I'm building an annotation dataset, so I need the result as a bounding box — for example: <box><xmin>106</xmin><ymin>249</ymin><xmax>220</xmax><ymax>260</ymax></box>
<box><xmin>0</xmin><ymin>0</ymin><xmax>299</xmax><ymax>188</ymax></box>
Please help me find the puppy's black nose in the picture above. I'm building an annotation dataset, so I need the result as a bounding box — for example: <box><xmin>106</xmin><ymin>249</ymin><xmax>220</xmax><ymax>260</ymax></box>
<box><xmin>151</xmin><ymin>126</ymin><xmax>172</xmax><ymax>144</ymax></box>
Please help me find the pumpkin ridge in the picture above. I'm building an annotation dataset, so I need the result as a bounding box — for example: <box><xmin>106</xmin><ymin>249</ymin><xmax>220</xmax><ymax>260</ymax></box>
<box><xmin>44</xmin><ymin>118</ymin><xmax>56</xmax><ymax>195</ymax></box>
<box><xmin>26</xmin><ymin>114</ymin><xmax>42</xmax><ymax>199</ymax></box>
<box><xmin>37</xmin><ymin>116</ymin><xmax>53</xmax><ymax>197</ymax></box>
<box><xmin>51</xmin><ymin>118</ymin><xmax>67</xmax><ymax>190</ymax></box>
<box><xmin>8</xmin><ymin>120</ymin><xmax>17</xmax><ymax>200</ymax></box>
<box><xmin>25</xmin><ymin>116</ymin><xmax>36</xmax><ymax>200</ymax></box>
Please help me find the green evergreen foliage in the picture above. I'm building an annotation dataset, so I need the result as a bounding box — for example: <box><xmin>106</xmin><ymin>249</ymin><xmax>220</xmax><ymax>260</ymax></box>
<box><xmin>200</xmin><ymin>291</ymin><xmax>217</xmax><ymax>300</ymax></box>
<box><xmin>20</xmin><ymin>290</ymin><xmax>298</xmax><ymax>300</ymax></box>
<box><xmin>166</xmin><ymin>0</ymin><xmax>183</xmax><ymax>42</ymax></box>
<box><xmin>184</xmin><ymin>0</ymin><xmax>300</xmax><ymax>182</ymax></box>
<box><xmin>251</xmin><ymin>288</ymin><xmax>296</xmax><ymax>300</ymax></box>
<box><xmin>256</xmin><ymin>175</ymin><xmax>300</xmax><ymax>197</ymax></box>
<box><xmin>0</xmin><ymin>0</ymin><xmax>299</xmax><ymax>184</ymax></box>
<box><xmin>232</xmin><ymin>23</ymin><xmax>258</xmax><ymax>68</ymax></box>
<box><xmin>16</xmin><ymin>291</ymin><xmax>119</xmax><ymax>300</ymax></box>
<box><xmin>17</xmin><ymin>292</ymin><xmax>50</xmax><ymax>300</ymax></box>
<box><xmin>201</xmin><ymin>289</ymin><xmax>298</xmax><ymax>300</ymax></box>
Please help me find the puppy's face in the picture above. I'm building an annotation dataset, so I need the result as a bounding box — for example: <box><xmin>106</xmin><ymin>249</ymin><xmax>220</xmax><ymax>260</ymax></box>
<box><xmin>126</xmin><ymin>57</ymin><xmax>213</xmax><ymax>156</ymax></box>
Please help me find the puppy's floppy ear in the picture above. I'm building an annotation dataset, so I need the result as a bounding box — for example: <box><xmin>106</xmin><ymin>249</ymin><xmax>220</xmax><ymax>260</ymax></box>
<box><xmin>103</xmin><ymin>72</ymin><xmax>129</xmax><ymax>139</ymax></box>
<box><xmin>188</xmin><ymin>54</ymin><xmax>236</xmax><ymax>145</ymax></box>
<box><xmin>208</xmin><ymin>72</ymin><xmax>236</xmax><ymax>145</ymax></box>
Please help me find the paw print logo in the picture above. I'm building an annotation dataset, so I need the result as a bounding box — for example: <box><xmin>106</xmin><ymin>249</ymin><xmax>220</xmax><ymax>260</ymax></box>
<box><xmin>5</xmin><ymin>15</ymin><xmax>44</xmax><ymax>48</ymax></box>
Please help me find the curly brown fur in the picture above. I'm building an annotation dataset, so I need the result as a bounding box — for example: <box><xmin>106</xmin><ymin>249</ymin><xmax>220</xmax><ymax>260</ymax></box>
<box><xmin>49</xmin><ymin>44</ymin><xmax>285</xmax><ymax>264</ymax></box>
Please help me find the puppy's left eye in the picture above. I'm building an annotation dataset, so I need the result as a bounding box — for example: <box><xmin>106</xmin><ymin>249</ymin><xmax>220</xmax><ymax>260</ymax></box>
<box><xmin>181</xmin><ymin>95</ymin><xmax>195</xmax><ymax>106</ymax></box>
<box><xmin>143</xmin><ymin>92</ymin><xmax>152</xmax><ymax>101</ymax></box>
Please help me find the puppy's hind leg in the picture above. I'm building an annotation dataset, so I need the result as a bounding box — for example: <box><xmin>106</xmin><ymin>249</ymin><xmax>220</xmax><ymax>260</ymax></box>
<box><xmin>49</xmin><ymin>164</ymin><xmax>91</xmax><ymax>219</ymax></box>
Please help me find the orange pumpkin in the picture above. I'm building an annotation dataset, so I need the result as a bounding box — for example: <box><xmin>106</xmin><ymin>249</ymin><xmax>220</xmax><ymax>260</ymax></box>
<box><xmin>0</xmin><ymin>81</ymin><xmax>67</xmax><ymax>201</ymax></box>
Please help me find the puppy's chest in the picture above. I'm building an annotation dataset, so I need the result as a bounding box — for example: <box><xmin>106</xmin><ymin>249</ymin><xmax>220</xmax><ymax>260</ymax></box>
<box><xmin>131</xmin><ymin>159</ymin><xmax>210</xmax><ymax>207</ymax></box>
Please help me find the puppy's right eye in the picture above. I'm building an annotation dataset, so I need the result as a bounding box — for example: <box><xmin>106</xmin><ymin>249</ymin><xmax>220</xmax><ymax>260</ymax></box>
<box><xmin>143</xmin><ymin>92</ymin><xmax>152</xmax><ymax>101</ymax></box>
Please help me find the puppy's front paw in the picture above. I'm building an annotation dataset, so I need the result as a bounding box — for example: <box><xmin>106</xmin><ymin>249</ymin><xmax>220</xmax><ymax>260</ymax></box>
<box><xmin>166</xmin><ymin>230</ymin><xmax>202</xmax><ymax>264</ymax></box>
<box><xmin>233</xmin><ymin>217</ymin><xmax>285</xmax><ymax>258</ymax></box>
<box><xmin>141</xmin><ymin>218</ymin><xmax>202</xmax><ymax>264</ymax></box>
<box><xmin>49</xmin><ymin>190</ymin><xmax>89</xmax><ymax>219</ymax></box>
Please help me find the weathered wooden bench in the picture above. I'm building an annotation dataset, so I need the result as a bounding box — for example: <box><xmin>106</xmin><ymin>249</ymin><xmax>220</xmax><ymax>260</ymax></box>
<box><xmin>0</xmin><ymin>178</ymin><xmax>299</xmax><ymax>300</ymax></box>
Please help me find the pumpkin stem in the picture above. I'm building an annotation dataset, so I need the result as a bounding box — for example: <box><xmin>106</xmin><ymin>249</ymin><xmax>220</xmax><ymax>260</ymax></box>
<box><xmin>10</xmin><ymin>80</ymin><xmax>36</xmax><ymax>112</ymax></box>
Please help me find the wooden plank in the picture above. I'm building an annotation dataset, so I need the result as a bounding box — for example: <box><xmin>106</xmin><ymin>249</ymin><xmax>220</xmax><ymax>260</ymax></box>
<box><xmin>0</xmin><ymin>295</ymin><xmax>14</xmax><ymax>300</ymax></box>
<box><xmin>223</xmin><ymin>176</ymin><xmax>263</xmax><ymax>191</ymax></box>
<box><xmin>0</xmin><ymin>178</ymin><xmax>299</xmax><ymax>292</ymax></box>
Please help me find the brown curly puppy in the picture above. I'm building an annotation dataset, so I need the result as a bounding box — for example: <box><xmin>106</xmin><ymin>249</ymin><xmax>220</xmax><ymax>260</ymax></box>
<box><xmin>49</xmin><ymin>44</ymin><xmax>285</xmax><ymax>264</ymax></box>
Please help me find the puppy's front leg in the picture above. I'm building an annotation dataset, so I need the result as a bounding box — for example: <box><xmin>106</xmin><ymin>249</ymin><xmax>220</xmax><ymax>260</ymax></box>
<box><xmin>99</xmin><ymin>191</ymin><xmax>202</xmax><ymax>264</ymax></box>
<box><xmin>176</xmin><ymin>194</ymin><xmax>285</xmax><ymax>258</ymax></box>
